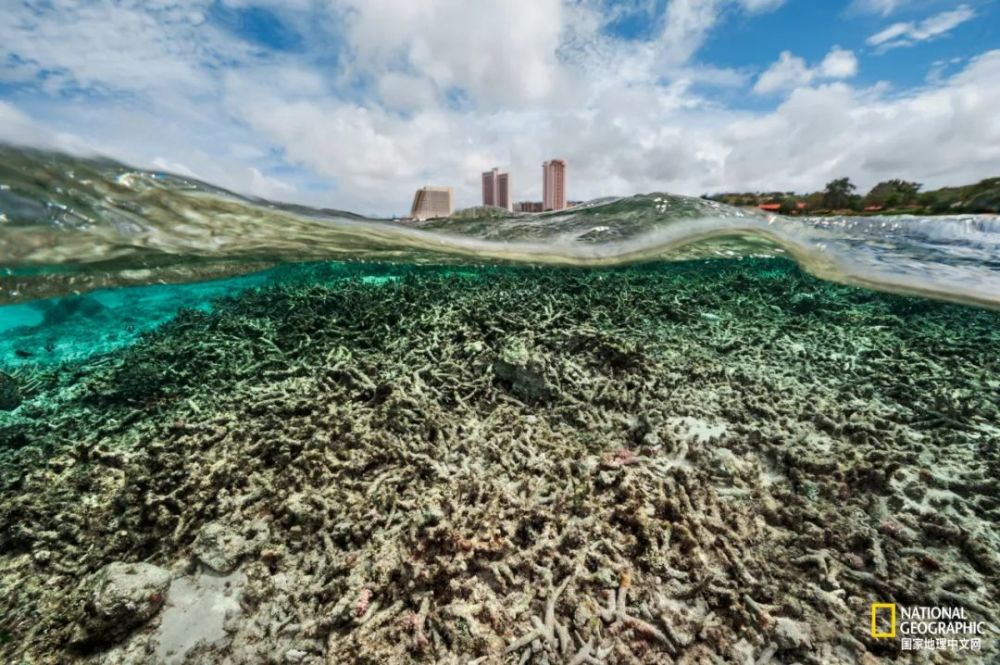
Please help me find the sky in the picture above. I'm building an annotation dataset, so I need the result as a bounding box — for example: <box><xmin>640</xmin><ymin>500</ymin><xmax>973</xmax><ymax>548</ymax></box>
<box><xmin>1</xmin><ymin>0</ymin><xmax>998</xmax><ymax>216</ymax></box>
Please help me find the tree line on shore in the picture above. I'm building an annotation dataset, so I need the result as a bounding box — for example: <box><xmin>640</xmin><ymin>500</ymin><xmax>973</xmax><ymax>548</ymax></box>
<box><xmin>706</xmin><ymin>176</ymin><xmax>1000</xmax><ymax>215</ymax></box>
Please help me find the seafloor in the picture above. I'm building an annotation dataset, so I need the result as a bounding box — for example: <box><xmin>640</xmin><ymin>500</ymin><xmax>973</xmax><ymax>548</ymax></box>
<box><xmin>0</xmin><ymin>259</ymin><xmax>997</xmax><ymax>664</ymax></box>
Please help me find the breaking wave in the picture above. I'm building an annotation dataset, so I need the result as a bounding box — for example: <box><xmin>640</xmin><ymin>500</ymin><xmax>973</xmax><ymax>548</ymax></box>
<box><xmin>1</xmin><ymin>145</ymin><xmax>998</xmax><ymax>309</ymax></box>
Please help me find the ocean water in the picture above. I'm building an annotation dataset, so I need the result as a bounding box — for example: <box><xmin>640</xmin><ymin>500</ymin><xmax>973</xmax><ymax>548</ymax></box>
<box><xmin>1</xmin><ymin>146</ymin><xmax>999</xmax><ymax>664</ymax></box>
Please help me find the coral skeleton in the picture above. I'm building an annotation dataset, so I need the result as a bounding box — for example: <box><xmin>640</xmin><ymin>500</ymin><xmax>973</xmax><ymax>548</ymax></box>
<box><xmin>0</xmin><ymin>261</ymin><xmax>997</xmax><ymax>663</ymax></box>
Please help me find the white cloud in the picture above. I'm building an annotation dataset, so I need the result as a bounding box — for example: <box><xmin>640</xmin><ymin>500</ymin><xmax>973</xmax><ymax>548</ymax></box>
<box><xmin>820</xmin><ymin>46</ymin><xmax>860</xmax><ymax>78</ymax></box>
<box><xmin>926</xmin><ymin>56</ymin><xmax>965</xmax><ymax>84</ymax></box>
<box><xmin>849</xmin><ymin>0</ymin><xmax>905</xmax><ymax>16</ymax></box>
<box><xmin>725</xmin><ymin>51</ymin><xmax>1000</xmax><ymax>193</ymax></box>
<box><xmin>738</xmin><ymin>0</ymin><xmax>787</xmax><ymax>12</ymax></box>
<box><xmin>754</xmin><ymin>52</ymin><xmax>812</xmax><ymax>93</ymax></box>
<box><xmin>754</xmin><ymin>46</ymin><xmax>858</xmax><ymax>94</ymax></box>
<box><xmin>0</xmin><ymin>0</ymin><xmax>998</xmax><ymax>216</ymax></box>
<box><xmin>337</xmin><ymin>0</ymin><xmax>567</xmax><ymax>106</ymax></box>
<box><xmin>151</xmin><ymin>157</ymin><xmax>199</xmax><ymax>179</ymax></box>
<box><xmin>0</xmin><ymin>0</ymin><xmax>226</xmax><ymax>98</ymax></box>
<box><xmin>659</xmin><ymin>0</ymin><xmax>727</xmax><ymax>65</ymax></box>
<box><xmin>867</xmin><ymin>5</ymin><xmax>976</xmax><ymax>52</ymax></box>
<box><xmin>657</xmin><ymin>0</ymin><xmax>786</xmax><ymax>67</ymax></box>
<box><xmin>0</xmin><ymin>101</ymin><xmax>93</xmax><ymax>154</ymax></box>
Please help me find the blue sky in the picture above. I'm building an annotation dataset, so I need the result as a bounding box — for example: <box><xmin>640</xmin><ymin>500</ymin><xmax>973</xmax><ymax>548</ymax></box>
<box><xmin>1</xmin><ymin>0</ymin><xmax>998</xmax><ymax>215</ymax></box>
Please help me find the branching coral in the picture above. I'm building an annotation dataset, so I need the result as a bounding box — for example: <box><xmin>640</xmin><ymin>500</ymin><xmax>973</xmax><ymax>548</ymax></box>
<box><xmin>0</xmin><ymin>260</ymin><xmax>997</xmax><ymax>664</ymax></box>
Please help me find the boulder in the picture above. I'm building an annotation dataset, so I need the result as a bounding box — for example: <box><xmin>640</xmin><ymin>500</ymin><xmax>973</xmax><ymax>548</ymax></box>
<box><xmin>493</xmin><ymin>338</ymin><xmax>552</xmax><ymax>402</ymax></box>
<box><xmin>194</xmin><ymin>520</ymin><xmax>268</xmax><ymax>573</ymax></box>
<box><xmin>0</xmin><ymin>372</ymin><xmax>21</xmax><ymax>411</ymax></box>
<box><xmin>74</xmin><ymin>562</ymin><xmax>171</xmax><ymax>646</ymax></box>
<box><xmin>194</xmin><ymin>523</ymin><xmax>248</xmax><ymax>574</ymax></box>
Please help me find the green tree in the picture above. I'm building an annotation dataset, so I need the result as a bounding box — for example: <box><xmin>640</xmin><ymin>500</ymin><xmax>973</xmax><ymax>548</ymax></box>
<box><xmin>864</xmin><ymin>179</ymin><xmax>922</xmax><ymax>208</ymax></box>
<box><xmin>778</xmin><ymin>196</ymin><xmax>801</xmax><ymax>214</ymax></box>
<box><xmin>917</xmin><ymin>191</ymin><xmax>938</xmax><ymax>208</ymax></box>
<box><xmin>822</xmin><ymin>178</ymin><xmax>857</xmax><ymax>210</ymax></box>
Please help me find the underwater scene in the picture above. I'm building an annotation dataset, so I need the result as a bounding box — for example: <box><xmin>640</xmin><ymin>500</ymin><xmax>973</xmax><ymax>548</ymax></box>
<box><xmin>1</xmin><ymin>147</ymin><xmax>999</xmax><ymax>664</ymax></box>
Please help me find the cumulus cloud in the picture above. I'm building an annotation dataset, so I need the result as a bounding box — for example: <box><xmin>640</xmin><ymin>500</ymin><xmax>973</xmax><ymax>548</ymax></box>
<box><xmin>867</xmin><ymin>5</ymin><xmax>976</xmax><ymax>52</ymax></box>
<box><xmin>0</xmin><ymin>0</ymin><xmax>225</xmax><ymax>98</ymax></box>
<box><xmin>0</xmin><ymin>101</ymin><xmax>93</xmax><ymax>154</ymax></box>
<box><xmin>754</xmin><ymin>46</ymin><xmax>858</xmax><ymax>94</ymax></box>
<box><xmin>337</xmin><ymin>0</ymin><xmax>567</xmax><ymax>106</ymax></box>
<box><xmin>659</xmin><ymin>0</ymin><xmax>728</xmax><ymax>65</ymax></box>
<box><xmin>725</xmin><ymin>51</ymin><xmax>1000</xmax><ymax>192</ymax></box>
<box><xmin>0</xmin><ymin>0</ymin><xmax>998</xmax><ymax>215</ymax></box>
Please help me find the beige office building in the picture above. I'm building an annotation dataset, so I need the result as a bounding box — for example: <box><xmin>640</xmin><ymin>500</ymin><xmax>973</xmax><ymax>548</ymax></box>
<box><xmin>482</xmin><ymin>168</ymin><xmax>512</xmax><ymax>211</ymax></box>
<box><xmin>409</xmin><ymin>186</ymin><xmax>453</xmax><ymax>220</ymax></box>
<box><xmin>543</xmin><ymin>159</ymin><xmax>566</xmax><ymax>211</ymax></box>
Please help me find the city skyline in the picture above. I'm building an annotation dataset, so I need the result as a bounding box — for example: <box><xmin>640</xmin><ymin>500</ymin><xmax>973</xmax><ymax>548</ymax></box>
<box><xmin>480</xmin><ymin>161</ymin><xmax>568</xmax><ymax>213</ymax></box>
<box><xmin>482</xmin><ymin>168</ymin><xmax>512</xmax><ymax>211</ymax></box>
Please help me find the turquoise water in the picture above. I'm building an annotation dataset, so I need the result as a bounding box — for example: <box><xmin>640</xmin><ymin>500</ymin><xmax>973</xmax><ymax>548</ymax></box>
<box><xmin>0</xmin><ymin>272</ymin><xmax>269</xmax><ymax>365</ymax></box>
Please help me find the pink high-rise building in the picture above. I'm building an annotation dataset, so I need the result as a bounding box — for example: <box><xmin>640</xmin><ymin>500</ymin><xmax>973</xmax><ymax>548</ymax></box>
<box><xmin>543</xmin><ymin>159</ymin><xmax>566</xmax><ymax>211</ymax></box>
<box><xmin>482</xmin><ymin>167</ymin><xmax>512</xmax><ymax>211</ymax></box>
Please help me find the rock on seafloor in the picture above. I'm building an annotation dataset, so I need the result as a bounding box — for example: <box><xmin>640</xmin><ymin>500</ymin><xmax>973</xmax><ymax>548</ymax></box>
<box><xmin>71</xmin><ymin>562</ymin><xmax>171</xmax><ymax>647</ymax></box>
<box><xmin>193</xmin><ymin>521</ymin><xmax>268</xmax><ymax>574</ymax></box>
<box><xmin>493</xmin><ymin>336</ymin><xmax>553</xmax><ymax>401</ymax></box>
<box><xmin>0</xmin><ymin>371</ymin><xmax>21</xmax><ymax>411</ymax></box>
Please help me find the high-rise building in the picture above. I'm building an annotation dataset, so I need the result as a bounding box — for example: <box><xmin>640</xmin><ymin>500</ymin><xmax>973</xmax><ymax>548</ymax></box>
<box><xmin>482</xmin><ymin>169</ymin><xmax>496</xmax><ymax>206</ymax></box>
<box><xmin>497</xmin><ymin>172</ymin><xmax>511</xmax><ymax>211</ymax></box>
<box><xmin>514</xmin><ymin>201</ymin><xmax>544</xmax><ymax>213</ymax></box>
<box><xmin>482</xmin><ymin>167</ymin><xmax>512</xmax><ymax>210</ymax></box>
<box><xmin>543</xmin><ymin>159</ymin><xmax>566</xmax><ymax>211</ymax></box>
<box><xmin>409</xmin><ymin>186</ymin><xmax>453</xmax><ymax>220</ymax></box>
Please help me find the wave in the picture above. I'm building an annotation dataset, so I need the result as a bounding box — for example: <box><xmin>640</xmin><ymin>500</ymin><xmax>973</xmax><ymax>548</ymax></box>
<box><xmin>1</xmin><ymin>145</ymin><xmax>999</xmax><ymax>309</ymax></box>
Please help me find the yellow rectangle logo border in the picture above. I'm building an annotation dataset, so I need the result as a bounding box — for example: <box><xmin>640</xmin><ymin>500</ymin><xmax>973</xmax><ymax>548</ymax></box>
<box><xmin>871</xmin><ymin>603</ymin><xmax>896</xmax><ymax>638</ymax></box>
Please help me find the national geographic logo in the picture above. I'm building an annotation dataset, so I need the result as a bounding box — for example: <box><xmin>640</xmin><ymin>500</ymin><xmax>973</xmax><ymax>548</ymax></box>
<box><xmin>870</xmin><ymin>603</ymin><xmax>986</xmax><ymax>654</ymax></box>
<box><xmin>871</xmin><ymin>603</ymin><xmax>896</xmax><ymax>638</ymax></box>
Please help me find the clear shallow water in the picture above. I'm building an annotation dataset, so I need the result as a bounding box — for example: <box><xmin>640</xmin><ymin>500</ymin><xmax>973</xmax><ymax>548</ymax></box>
<box><xmin>2</xmin><ymin>145</ymin><xmax>999</xmax><ymax>311</ymax></box>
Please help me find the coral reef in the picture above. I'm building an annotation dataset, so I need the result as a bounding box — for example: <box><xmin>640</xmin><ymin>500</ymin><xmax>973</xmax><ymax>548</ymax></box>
<box><xmin>0</xmin><ymin>259</ymin><xmax>998</xmax><ymax>664</ymax></box>
<box><xmin>0</xmin><ymin>372</ymin><xmax>20</xmax><ymax>411</ymax></box>
<box><xmin>70</xmin><ymin>562</ymin><xmax>172</xmax><ymax>648</ymax></box>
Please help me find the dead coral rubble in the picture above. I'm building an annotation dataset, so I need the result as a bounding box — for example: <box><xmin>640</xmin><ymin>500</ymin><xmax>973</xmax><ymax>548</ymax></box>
<box><xmin>71</xmin><ymin>562</ymin><xmax>171</xmax><ymax>647</ymax></box>
<box><xmin>0</xmin><ymin>260</ymin><xmax>998</xmax><ymax>664</ymax></box>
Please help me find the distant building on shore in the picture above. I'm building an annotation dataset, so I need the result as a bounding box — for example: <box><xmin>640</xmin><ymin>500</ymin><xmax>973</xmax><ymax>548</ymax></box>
<box><xmin>482</xmin><ymin>168</ymin><xmax>512</xmax><ymax>211</ymax></box>
<box><xmin>514</xmin><ymin>201</ymin><xmax>544</xmax><ymax>213</ymax></box>
<box><xmin>543</xmin><ymin>159</ymin><xmax>566</xmax><ymax>211</ymax></box>
<box><xmin>410</xmin><ymin>186</ymin><xmax>453</xmax><ymax>220</ymax></box>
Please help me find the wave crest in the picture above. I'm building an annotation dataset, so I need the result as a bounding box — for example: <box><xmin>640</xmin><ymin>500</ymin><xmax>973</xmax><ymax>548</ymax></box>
<box><xmin>1</xmin><ymin>146</ymin><xmax>999</xmax><ymax>309</ymax></box>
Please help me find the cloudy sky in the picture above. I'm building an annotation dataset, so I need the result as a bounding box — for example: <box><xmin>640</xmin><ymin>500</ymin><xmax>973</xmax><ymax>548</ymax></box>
<box><xmin>1</xmin><ymin>0</ymin><xmax>998</xmax><ymax>216</ymax></box>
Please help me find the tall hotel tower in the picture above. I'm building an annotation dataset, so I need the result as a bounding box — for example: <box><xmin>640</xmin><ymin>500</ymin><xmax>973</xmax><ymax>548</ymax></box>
<box><xmin>409</xmin><ymin>186</ymin><xmax>453</xmax><ymax>220</ymax></box>
<box><xmin>542</xmin><ymin>159</ymin><xmax>566</xmax><ymax>211</ymax></box>
<box><xmin>482</xmin><ymin>168</ymin><xmax>512</xmax><ymax>211</ymax></box>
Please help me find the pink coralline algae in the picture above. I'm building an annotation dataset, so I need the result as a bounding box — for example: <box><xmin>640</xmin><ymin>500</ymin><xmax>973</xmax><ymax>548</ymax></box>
<box><xmin>355</xmin><ymin>588</ymin><xmax>372</xmax><ymax>618</ymax></box>
<box><xmin>601</xmin><ymin>448</ymin><xmax>640</xmax><ymax>468</ymax></box>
